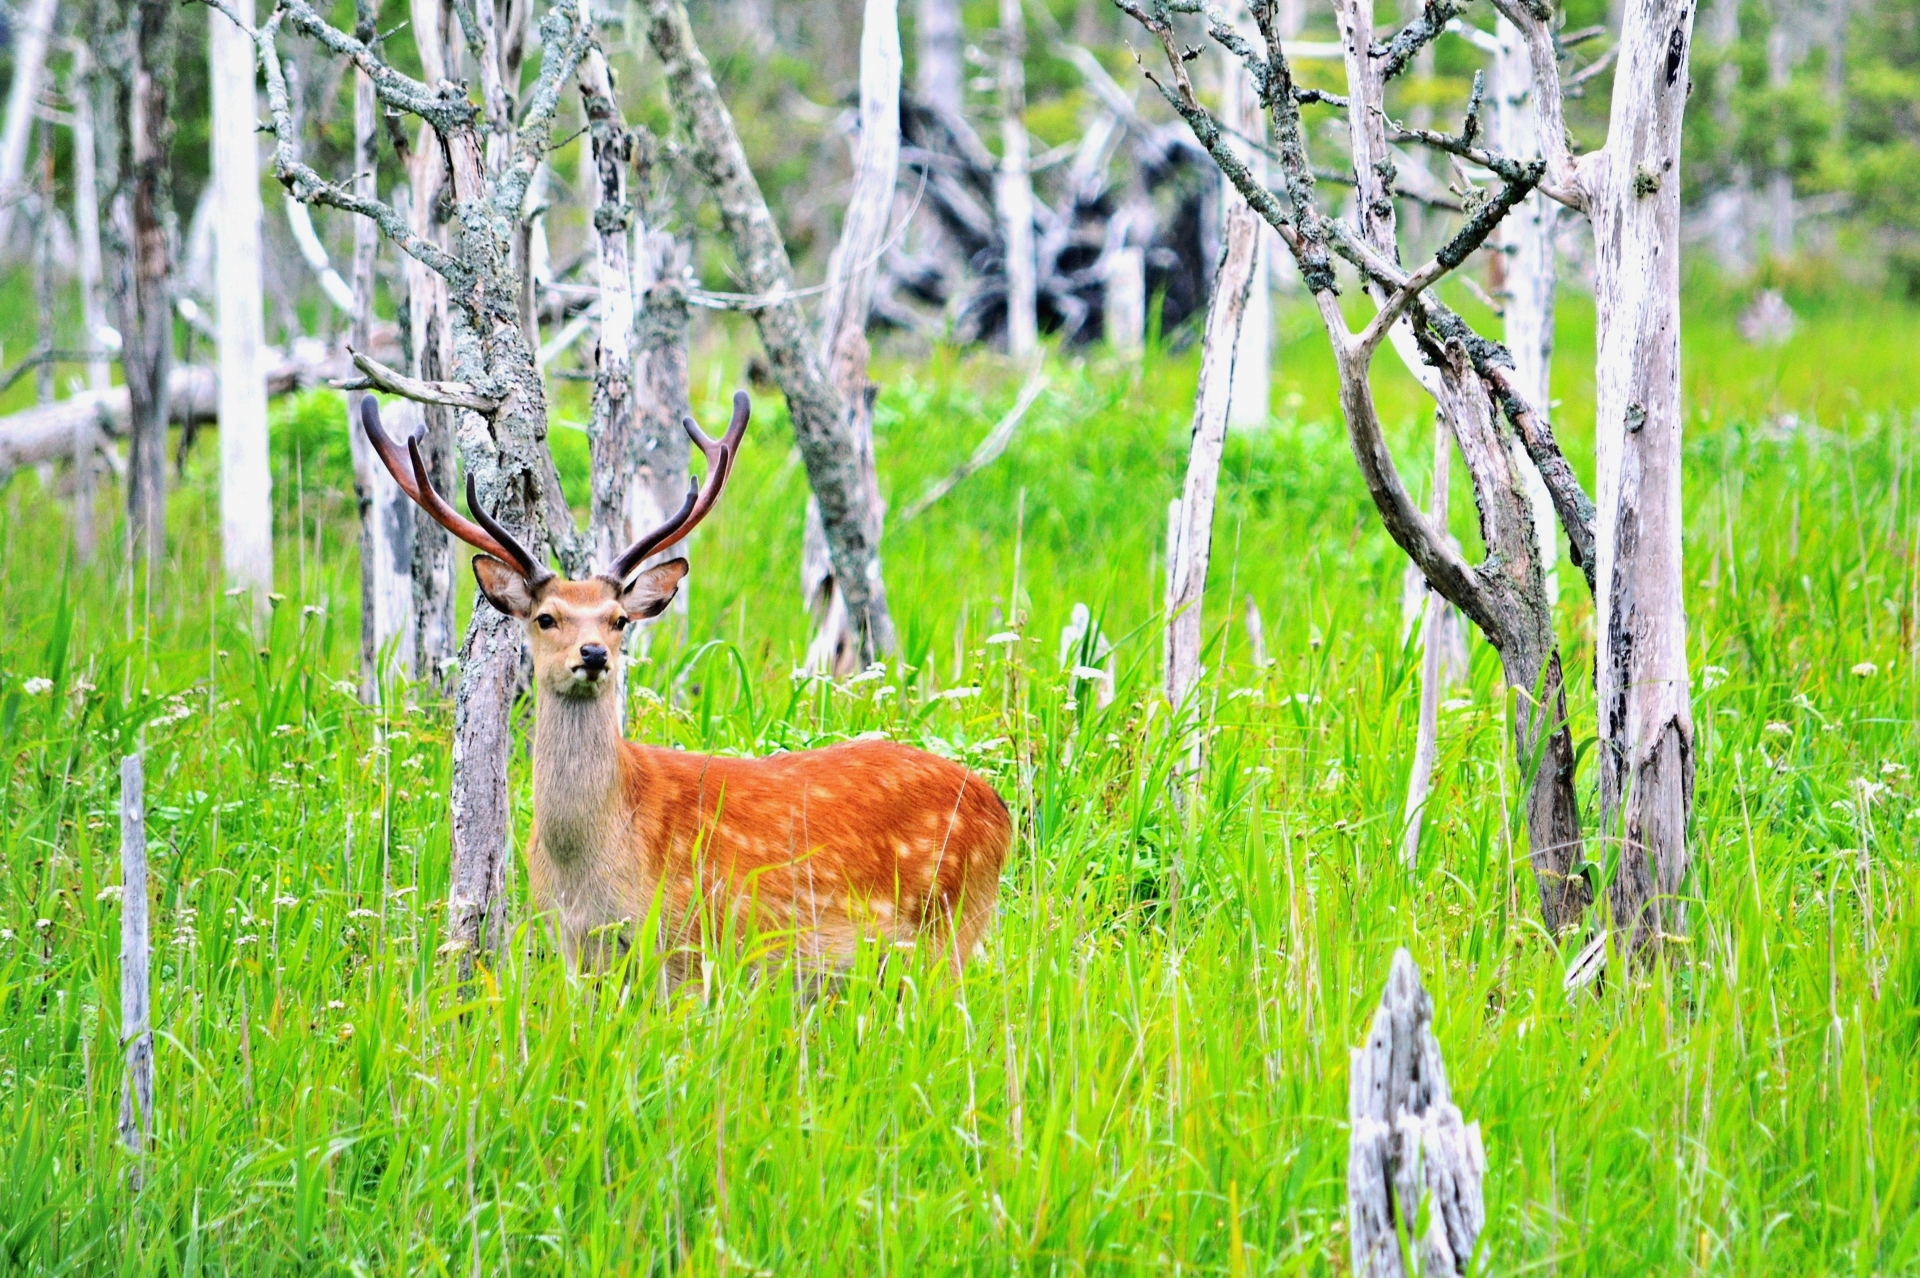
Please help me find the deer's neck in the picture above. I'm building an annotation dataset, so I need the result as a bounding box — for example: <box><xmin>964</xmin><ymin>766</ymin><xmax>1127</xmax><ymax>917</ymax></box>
<box><xmin>531</xmin><ymin>688</ymin><xmax>631</xmax><ymax>863</ymax></box>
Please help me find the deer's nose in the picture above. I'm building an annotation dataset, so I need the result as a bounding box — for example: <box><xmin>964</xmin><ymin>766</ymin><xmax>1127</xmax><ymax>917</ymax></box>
<box><xmin>578</xmin><ymin>643</ymin><xmax>609</xmax><ymax>672</ymax></box>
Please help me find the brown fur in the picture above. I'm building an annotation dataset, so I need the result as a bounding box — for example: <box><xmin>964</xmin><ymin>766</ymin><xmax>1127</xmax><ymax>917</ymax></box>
<box><xmin>485</xmin><ymin>566</ymin><xmax>1011</xmax><ymax>975</ymax></box>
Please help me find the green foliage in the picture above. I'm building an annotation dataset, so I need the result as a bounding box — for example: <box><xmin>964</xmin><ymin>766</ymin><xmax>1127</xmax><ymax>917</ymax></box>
<box><xmin>1</xmin><ymin>286</ymin><xmax>1917</xmax><ymax>1272</ymax></box>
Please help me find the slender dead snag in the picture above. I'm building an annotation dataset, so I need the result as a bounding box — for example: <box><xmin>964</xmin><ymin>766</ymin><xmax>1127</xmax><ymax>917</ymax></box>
<box><xmin>996</xmin><ymin>0</ymin><xmax>1038</xmax><ymax>357</ymax></box>
<box><xmin>1220</xmin><ymin>1</ymin><xmax>1272</xmax><ymax>429</ymax></box>
<box><xmin>803</xmin><ymin>0</ymin><xmax>902</xmax><ymax>675</ymax></box>
<box><xmin>212</xmin><ymin>0</ymin><xmax>595</xmax><ymax>960</ymax></box>
<box><xmin>406</xmin><ymin>0</ymin><xmax>459</xmax><ymax>688</ymax></box>
<box><xmin>1117</xmin><ymin>0</ymin><xmax>1594</xmax><ymax>933</ymax></box>
<box><xmin>1492</xmin><ymin>0</ymin><xmax>1697</xmax><ymax>957</ymax></box>
<box><xmin>212</xmin><ymin>0</ymin><xmax>275</xmax><ymax>609</ymax></box>
<box><xmin>646</xmin><ymin>0</ymin><xmax>897</xmax><ymax>665</ymax></box>
<box><xmin>0</xmin><ymin>0</ymin><xmax>58</xmax><ymax>258</ymax></box>
<box><xmin>1401</xmin><ymin>413</ymin><xmax>1450</xmax><ymax>870</ymax></box>
<box><xmin>348</xmin><ymin>0</ymin><xmax>416</xmax><ymax>700</ymax></box>
<box><xmin>103</xmin><ymin>0</ymin><xmax>180</xmax><ymax>579</ymax></box>
<box><xmin>118</xmin><ymin>753</ymin><xmax>152</xmax><ymax>1185</ymax></box>
<box><xmin>1165</xmin><ymin>201</ymin><xmax>1259</xmax><ymax>775</ymax></box>
<box><xmin>579</xmin><ymin>46</ymin><xmax>638</xmax><ymax>570</ymax></box>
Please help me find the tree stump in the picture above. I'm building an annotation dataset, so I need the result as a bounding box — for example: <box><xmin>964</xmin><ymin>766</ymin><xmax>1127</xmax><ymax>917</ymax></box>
<box><xmin>1347</xmin><ymin>949</ymin><xmax>1485</xmax><ymax>1277</ymax></box>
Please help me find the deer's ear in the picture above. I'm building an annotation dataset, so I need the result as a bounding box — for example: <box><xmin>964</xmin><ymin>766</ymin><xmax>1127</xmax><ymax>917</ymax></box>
<box><xmin>473</xmin><ymin>554</ymin><xmax>537</xmax><ymax>618</ymax></box>
<box><xmin>619</xmin><ymin>559</ymin><xmax>688</xmax><ymax>619</ymax></box>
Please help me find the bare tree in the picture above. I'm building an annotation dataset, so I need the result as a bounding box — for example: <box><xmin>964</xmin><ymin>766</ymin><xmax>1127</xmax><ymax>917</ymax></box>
<box><xmin>1116</xmin><ymin>0</ymin><xmax>1597</xmax><ymax>935</ymax></box>
<box><xmin>803</xmin><ymin>0</ymin><xmax>901</xmax><ymax>675</ymax></box>
<box><xmin>212</xmin><ymin>0</ymin><xmax>275</xmax><ymax>608</ymax></box>
<box><xmin>1164</xmin><ymin>202</ymin><xmax>1259</xmax><ymax>774</ymax></box>
<box><xmin>405</xmin><ymin>0</ymin><xmax>459</xmax><ymax>688</ymax></box>
<box><xmin>646</xmin><ymin>0</ymin><xmax>898</xmax><ymax>665</ymax></box>
<box><xmin>213</xmin><ymin>0</ymin><xmax>594</xmax><ymax>957</ymax></box>
<box><xmin>1219</xmin><ymin>2</ymin><xmax>1271</xmax><ymax>429</ymax></box>
<box><xmin>348</xmin><ymin>0</ymin><xmax>415</xmax><ymax>700</ymax></box>
<box><xmin>1493</xmin><ymin>0</ymin><xmax>1698</xmax><ymax>954</ymax></box>
<box><xmin>996</xmin><ymin>0</ymin><xmax>1038</xmax><ymax>357</ymax></box>
<box><xmin>916</xmin><ymin>0</ymin><xmax>965</xmax><ymax>118</ymax></box>
<box><xmin>0</xmin><ymin>0</ymin><xmax>58</xmax><ymax>258</ymax></box>
<box><xmin>101</xmin><ymin>0</ymin><xmax>180</xmax><ymax>577</ymax></box>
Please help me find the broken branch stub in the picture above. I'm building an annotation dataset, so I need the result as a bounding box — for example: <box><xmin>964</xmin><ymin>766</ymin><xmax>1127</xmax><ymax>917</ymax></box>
<box><xmin>1348</xmin><ymin>948</ymin><xmax>1485</xmax><ymax>1278</ymax></box>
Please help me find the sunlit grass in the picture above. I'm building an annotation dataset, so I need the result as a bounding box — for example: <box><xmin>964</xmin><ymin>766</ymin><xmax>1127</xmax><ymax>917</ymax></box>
<box><xmin>1</xmin><ymin>280</ymin><xmax>1917</xmax><ymax>1273</ymax></box>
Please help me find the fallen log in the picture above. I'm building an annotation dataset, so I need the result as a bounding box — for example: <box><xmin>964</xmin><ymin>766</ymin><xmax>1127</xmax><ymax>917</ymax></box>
<box><xmin>0</xmin><ymin>336</ymin><xmax>391</xmax><ymax>474</ymax></box>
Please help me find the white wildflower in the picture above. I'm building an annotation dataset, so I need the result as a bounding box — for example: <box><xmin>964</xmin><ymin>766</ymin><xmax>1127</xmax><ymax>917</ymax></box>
<box><xmin>1851</xmin><ymin>661</ymin><xmax>1878</xmax><ymax>678</ymax></box>
<box><xmin>984</xmin><ymin>631</ymin><xmax>1021</xmax><ymax>647</ymax></box>
<box><xmin>22</xmin><ymin>677</ymin><xmax>52</xmax><ymax>695</ymax></box>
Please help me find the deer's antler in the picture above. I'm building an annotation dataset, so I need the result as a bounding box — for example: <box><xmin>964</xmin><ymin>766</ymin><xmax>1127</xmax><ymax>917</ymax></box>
<box><xmin>358</xmin><ymin>396</ymin><xmax>551</xmax><ymax>583</ymax></box>
<box><xmin>606</xmin><ymin>391</ymin><xmax>751</xmax><ymax>584</ymax></box>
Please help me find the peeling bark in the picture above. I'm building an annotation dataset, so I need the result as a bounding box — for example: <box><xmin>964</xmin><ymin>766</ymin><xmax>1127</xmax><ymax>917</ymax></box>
<box><xmin>996</xmin><ymin>0</ymin><xmax>1037</xmax><ymax>358</ymax></box>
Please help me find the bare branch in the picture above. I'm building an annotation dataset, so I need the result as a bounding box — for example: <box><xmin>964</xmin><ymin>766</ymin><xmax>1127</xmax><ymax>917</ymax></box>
<box><xmin>497</xmin><ymin>1</ymin><xmax>595</xmax><ymax>222</ymax></box>
<box><xmin>1487</xmin><ymin>364</ymin><xmax>1597</xmax><ymax>591</ymax></box>
<box><xmin>334</xmin><ymin>345</ymin><xmax>503</xmax><ymax>413</ymax></box>
<box><xmin>197</xmin><ymin>0</ymin><xmax>467</xmax><ymax>282</ymax></box>
<box><xmin>1374</xmin><ymin>0</ymin><xmax>1468</xmax><ymax>81</ymax></box>
<box><xmin>1486</xmin><ymin>0</ymin><xmax>1587</xmax><ymax>207</ymax></box>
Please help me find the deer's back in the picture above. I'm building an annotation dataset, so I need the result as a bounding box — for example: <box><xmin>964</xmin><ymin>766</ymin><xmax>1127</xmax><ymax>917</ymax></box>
<box><xmin>624</xmin><ymin>738</ymin><xmax>1010</xmax><ymax>956</ymax></box>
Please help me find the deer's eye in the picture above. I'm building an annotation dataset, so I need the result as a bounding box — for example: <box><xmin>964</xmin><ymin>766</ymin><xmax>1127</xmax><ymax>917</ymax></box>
<box><xmin>535</xmin><ymin>614</ymin><xmax>557</xmax><ymax>631</ymax></box>
<box><xmin>611</xmin><ymin>615</ymin><xmax>629</xmax><ymax>631</ymax></box>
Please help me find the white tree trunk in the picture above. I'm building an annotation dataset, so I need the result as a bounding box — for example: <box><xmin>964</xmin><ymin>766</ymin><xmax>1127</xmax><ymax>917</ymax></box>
<box><xmin>996</xmin><ymin>0</ymin><xmax>1037</xmax><ymax>359</ymax></box>
<box><xmin>916</xmin><ymin>0</ymin><xmax>964</xmax><ymax>117</ymax></box>
<box><xmin>1164</xmin><ymin>201</ymin><xmax>1258</xmax><ymax>772</ymax></box>
<box><xmin>581</xmin><ymin>46</ymin><xmax>639</xmax><ymax>570</ymax></box>
<box><xmin>118</xmin><ymin>753</ymin><xmax>152</xmax><ymax>1176</ymax></box>
<box><xmin>407</xmin><ymin>0</ymin><xmax>458</xmax><ymax>686</ymax></box>
<box><xmin>1590</xmin><ymin>0</ymin><xmax>1698</xmax><ymax>953</ymax></box>
<box><xmin>805</xmin><ymin>0</ymin><xmax>901</xmax><ymax>675</ymax></box>
<box><xmin>1220</xmin><ymin>2</ymin><xmax>1270</xmax><ymax>429</ymax></box>
<box><xmin>1105</xmin><ymin>245</ymin><xmax>1146</xmax><ymax>354</ymax></box>
<box><xmin>1401</xmin><ymin>414</ymin><xmax>1450</xmax><ymax>870</ymax></box>
<box><xmin>1491</xmin><ymin>16</ymin><xmax>1559</xmax><ymax>602</ymax></box>
<box><xmin>211</xmin><ymin>0</ymin><xmax>273</xmax><ymax>604</ymax></box>
<box><xmin>0</xmin><ymin>0</ymin><xmax>57</xmax><ymax>259</ymax></box>
<box><xmin>348</xmin><ymin>30</ymin><xmax>415</xmax><ymax>701</ymax></box>
<box><xmin>71</xmin><ymin>52</ymin><xmax>112</xmax><ymax>397</ymax></box>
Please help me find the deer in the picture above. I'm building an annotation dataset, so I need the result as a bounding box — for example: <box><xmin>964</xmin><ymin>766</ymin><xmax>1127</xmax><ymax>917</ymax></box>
<box><xmin>358</xmin><ymin>393</ymin><xmax>1010</xmax><ymax>978</ymax></box>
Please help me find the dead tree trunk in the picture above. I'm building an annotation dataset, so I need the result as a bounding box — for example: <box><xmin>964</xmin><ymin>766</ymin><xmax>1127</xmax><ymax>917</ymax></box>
<box><xmin>916</xmin><ymin>0</ymin><xmax>964</xmax><ymax>118</ymax></box>
<box><xmin>349</xmin><ymin>0</ymin><xmax>415</xmax><ymax>700</ymax></box>
<box><xmin>118</xmin><ymin>753</ymin><xmax>152</xmax><ymax>1182</ymax></box>
<box><xmin>804</xmin><ymin>0</ymin><xmax>901</xmax><ymax>675</ymax></box>
<box><xmin>406</xmin><ymin>0</ymin><xmax>459</xmax><ymax>689</ymax></box>
<box><xmin>1347</xmin><ymin>949</ymin><xmax>1485</xmax><ymax>1277</ymax></box>
<box><xmin>1164</xmin><ymin>201</ymin><xmax>1258</xmax><ymax>774</ymax></box>
<box><xmin>212</xmin><ymin>0</ymin><xmax>274</xmax><ymax>605</ymax></box>
<box><xmin>1494</xmin><ymin>0</ymin><xmax>1698</xmax><ymax>956</ymax></box>
<box><xmin>995</xmin><ymin>0</ymin><xmax>1038</xmax><ymax>358</ymax></box>
<box><xmin>647</xmin><ymin>0</ymin><xmax>897</xmax><ymax>664</ymax></box>
<box><xmin>108</xmin><ymin>0</ymin><xmax>180</xmax><ymax>577</ymax></box>
<box><xmin>1401</xmin><ymin>414</ymin><xmax>1450</xmax><ymax>869</ymax></box>
<box><xmin>1119</xmin><ymin>0</ymin><xmax>1596</xmax><ymax>934</ymax></box>
<box><xmin>0</xmin><ymin>0</ymin><xmax>57</xmax><ymax>259</ymax></box>
<box><xmin>225</xmin><ymin>0</ymin><xmax>593</xmax><ymax>959</ymax></box>
<box><xmin>1220</xmin><ymin>1</ymin><xmax>1270</xmax><ymax>429</ymax></box>
<box><xmin>579</xmin><ymin>46</ymin><xmax>639</xmax><ymax>569</ymax></box>
<box><xmin>70</xmin><ymin>47</ymin><xmax>111</xmax><ymax>563</ymax></box>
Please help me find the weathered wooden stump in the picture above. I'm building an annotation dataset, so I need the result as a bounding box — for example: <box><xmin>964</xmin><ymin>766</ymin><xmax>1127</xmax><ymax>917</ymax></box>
<box><xmin>1348</xmin><ymin>948</ymin><xmax>1485</xmax><ymax>1277</ymax></box>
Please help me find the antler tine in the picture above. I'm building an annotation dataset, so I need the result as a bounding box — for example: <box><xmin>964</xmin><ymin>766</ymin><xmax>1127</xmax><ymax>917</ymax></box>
<box><xmin>356</xmin><ymin>394</ymin><xmax>547</xmax><ymax>579</ymax></box>
<box><xmin>359</xmin><ymin>395</ymin><xmax>427</xmax><ymax>507</ymax></box>
<box><xmin>606</xmin><ymin>391</ymin><xmax>752</xmax><ymax>583</ymax></box>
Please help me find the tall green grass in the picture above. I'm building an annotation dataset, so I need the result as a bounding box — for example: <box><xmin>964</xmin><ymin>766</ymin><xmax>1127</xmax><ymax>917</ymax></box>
<box><xmin>1</xmin><ymin>286</ymin><xmax>1916</xmax><ymax>1273</ymax></box>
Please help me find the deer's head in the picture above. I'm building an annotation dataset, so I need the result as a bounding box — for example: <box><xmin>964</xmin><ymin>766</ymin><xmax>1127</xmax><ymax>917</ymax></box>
<box><xmin>359</xmin><ymin>393</ymin><xmax>749</xmax><ymax>700</ymax></box>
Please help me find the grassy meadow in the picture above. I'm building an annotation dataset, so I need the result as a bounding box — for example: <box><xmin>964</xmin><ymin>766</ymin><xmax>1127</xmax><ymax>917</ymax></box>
<box><xmin>1</xmin><ymin>272</ymin><xmax>1917</xmax><ymax>1273</ymax></box>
